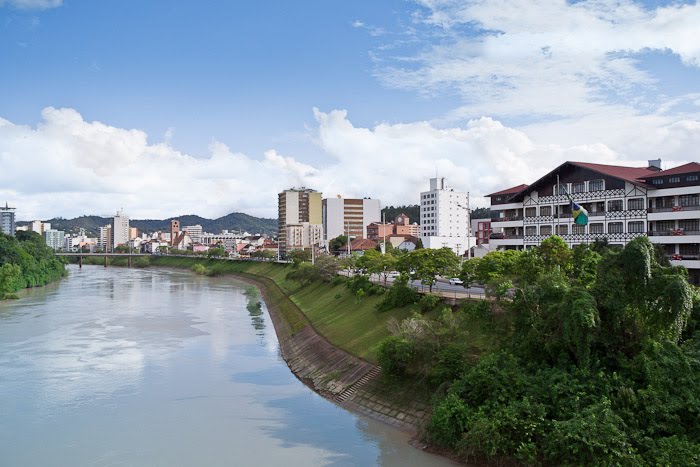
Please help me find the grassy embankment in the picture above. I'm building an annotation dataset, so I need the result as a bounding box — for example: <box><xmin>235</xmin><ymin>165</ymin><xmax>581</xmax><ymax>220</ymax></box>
<box><xmin>149</xmin><ymin>256</ymin><xmax>419</xmax><ymax>363</ymax></box>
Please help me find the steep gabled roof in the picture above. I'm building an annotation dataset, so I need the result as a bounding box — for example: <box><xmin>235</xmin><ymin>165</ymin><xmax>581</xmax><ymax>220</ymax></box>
<box><xmin>486</xmin><ymin>184</ymin><xmax>529</xmax><ymax>197</ymax></box>
<box><xmin>350</xmin><ymin>238</ymin><xmax>378</xmax><ymax>251</ymax></box>
<box><xmin>640</xmin><ymin>162</ymin><xmax>700</xmax><ymax>178</ymax></box>
<box><xmin>570</xmin><ymin>161</ymin><xmax>656</xmax><ymax>184</ymax></box>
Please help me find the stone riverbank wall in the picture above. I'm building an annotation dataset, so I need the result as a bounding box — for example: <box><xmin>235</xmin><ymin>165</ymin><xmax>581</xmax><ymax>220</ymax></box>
<box><xmin>232</xmin><ymin>272</ymin><xmax>430</xmax><ymax>435</ymax></box>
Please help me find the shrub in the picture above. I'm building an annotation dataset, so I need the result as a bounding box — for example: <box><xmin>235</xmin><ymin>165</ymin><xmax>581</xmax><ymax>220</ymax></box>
<box><xmin>375</xmin><ymin>280</ymin><xmax>419</xmax><ymax>312</ymax></box>
<box><xmin>191</xmin><ymin>263</ymin><xmax>207</xmax><ymax>275</ymax></box>
<box><xmin>377</xmin><ymin>336</ymin><xmax>415</xmax><ymax>378</ymax></box>
<box><xmin>419</xmin><ymin>294</ymin><xmax>442</xmax><ymax>313</ymax></box>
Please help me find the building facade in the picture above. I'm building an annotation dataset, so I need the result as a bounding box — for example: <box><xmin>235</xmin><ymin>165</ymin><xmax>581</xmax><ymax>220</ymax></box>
<box><xmin>112</xmin><ymin>210</ymin><xmax>130</xmax><ymax>249</ymax></box>
<box><xmin>278</xmin><ymin>187</ymin><xmax>322</xmax><ymax>256</ymax></box>
<box><xmin>0</xmin><ymin>203</ymin><xmax>16</xmax><ymax>236</ymax></box>
<box><xmin>487</xmin><ymin>160</ymin><xmax>700</xmax><ymax>283</ymax></box>
<box><xmin>420</xmin><ymin>177</ymin><xmax>471</xmax><ymax>255</ymax></box>
<box><xmin>44</xmin><ymin>229</ymin><xmax>65</xmax><ymax>250</ymax></box>
<box><xmin>322</xmin><ymin>196</ymin><xmax>380</xmax><ymax>243</ymax></box>
<box><xmin>183</xmin><ymin>224</ymin><xmax>203</xmax><ymax>243</ymax></box>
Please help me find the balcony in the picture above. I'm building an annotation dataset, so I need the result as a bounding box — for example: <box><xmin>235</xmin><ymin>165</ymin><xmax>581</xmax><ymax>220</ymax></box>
<box><xmin>648</xmin><ymin>229</ymin><xmax>700</xmax><ymax>237</ymax></box>
<box><xmin>492</xmin><ymin>216</ymin><xmax>523</xmax><ymax>223</ymax></box>
<box><xmin>648</xmin><ymin>205</ymin><xmax>700</xmax><ymax>213</ymax></box>
<box><xmin>490</xmin><ymin>233</ymin><xmax>524</xmax><ymax>240</ymax></box>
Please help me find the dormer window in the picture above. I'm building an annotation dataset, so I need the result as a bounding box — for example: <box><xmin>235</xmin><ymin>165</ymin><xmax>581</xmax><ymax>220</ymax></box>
<box><xmin>651</xmin><ymin>178</ymin><xmax>664</xmax><ymax>185</ymax></box>
<box><xmin>687</xmin><ymin>175</ymin><xmax>699</xmax><ymax>182</ymax></box>
<box><xmin>669</xmin><ymin>176</ymin><xmax>680</xmax><ymax>183</ymax></box>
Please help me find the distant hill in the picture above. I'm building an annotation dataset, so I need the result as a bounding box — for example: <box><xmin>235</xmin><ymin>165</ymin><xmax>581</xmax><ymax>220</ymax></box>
<box><xmin>381</xmin><ymin>205</ymin><xmax>421</xmax><ymax>224</ymax></box>
<box><xmin>18</xmin><ymin>212</ymin><xmax>278</xmax><ymax>237</ymax></box>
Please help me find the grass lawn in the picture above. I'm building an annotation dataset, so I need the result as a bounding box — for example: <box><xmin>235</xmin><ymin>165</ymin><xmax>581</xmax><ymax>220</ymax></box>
<box><xmin>148</xmin><ymin>257</ymin><xmax>493</xmax><ymax>364</ymax></box>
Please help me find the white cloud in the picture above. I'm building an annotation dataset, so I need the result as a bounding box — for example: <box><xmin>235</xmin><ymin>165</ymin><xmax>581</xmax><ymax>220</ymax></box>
<box><xmin>1</xmin><ymin>107</ymin><xmax>697</xmax><ymax>221</ymax></box>
<box><xmin>376</xmin><ymin>0</ymin><xmax>700</xmax><ymax>122</ymax></box>
<box><xmin>0</xmin><ymin>0</ymin><xmax>62</xmax><ymax>9</ymax></box>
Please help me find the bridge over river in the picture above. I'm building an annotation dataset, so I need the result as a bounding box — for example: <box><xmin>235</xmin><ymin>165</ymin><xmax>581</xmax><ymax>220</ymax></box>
<box><xmin>56</xmin><ymin>252</ymin><xmax>148</xmax><ymax>267</ymax></box>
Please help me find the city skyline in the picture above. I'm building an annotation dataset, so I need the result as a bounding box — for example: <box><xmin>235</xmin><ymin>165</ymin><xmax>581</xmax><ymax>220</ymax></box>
<box><xmin>2</xmin><ymin>1</ymin><xmax>700</xmax><ymax>220</ymax></box>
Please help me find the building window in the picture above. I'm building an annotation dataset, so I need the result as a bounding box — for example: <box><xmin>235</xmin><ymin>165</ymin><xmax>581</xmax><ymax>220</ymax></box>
<box><xmin>525</xmin><ymin>226</ymin><xmax>537</xmax><ymax>236</ymax></box>
<box><xmin>572</xmin><ymin>182</ymin><xmax>586</xmax><ymax>193</ymax></box>
<box><xmin>555</xmin><ymin>184</ymin><xmax>569</xmax><ymax>195</ymax></box>
<box><xmin>540</xmin><ymin>225</ymin><xmax>552</xmax><ymax>236</ymax></box>
<box><xmin>651</xmin><ymin>178</ymin><xmax>664</xmax><ymax>185</ymax></box>
<box><xmin>669</xmin><ymin>176</ymin><xmax>680</xmax><ymax>183</ymax></box>
<box><xmin>540</xmin><ymin>206</ymin><xmax>552</xmax><ymax>216</ymax></box>
<box><xmin>679</xmin><ymin>219</ymin><xmax>699</xmax><ymax>232</ymax></box>
<box><xmin>589</xmin><ymin>179</ymin><xmax>604</xmax><ymax>191</ymax></box>
<box><xmin>628</xmin><ymin>221</ymin><xmax>644</xmax><ymax>233</ymax></box>
<box><xmin>680</xmin><ymin>194</ymin><xmax>699</xmax><ymax>207</ymax></box>
<box><xmin>590</xmin><ymin>223</ymin><xmax>604</xmax><ymax>234</ymax></box>
<box><xmin>608</xmin><ymin>200</ymin><xmax>623</xmax><ymax>212</ymax></box>
<box><xmin>608</xmin><ymin>222</ymin><xmax>624</xmax><ymax>234</ymax></box>
<box><xmin>686</xmin><ymin>175</ymin><xmax>699</xmax><ymax>182</ymax></box>
<box><xmin>679</xmin><ymin>244</ymin><xmax>699</xmax><ymax>256</ymax></box>
<box><xmin>572</xmin><ymin>224</ymin><xmax>585</xmax><ymax>235</ymax></box>
<box><xmin>557</xmin><ymin>224</ymin><xmax>568</xmax><ymax>235</ymax></box>
<box><xmin>525</xmin><ymin>207</ymin><xmax>536</xmax><ymax>217</ymax></box>
<box><xmin>655</xmin><ymin>220</ymin><xmax>674</xmax><ymax>232</ymax></box>
<box><xmin>628</xmin><ymin>198</ymin><xmax>644</xmax><ymax>210</ymax></box>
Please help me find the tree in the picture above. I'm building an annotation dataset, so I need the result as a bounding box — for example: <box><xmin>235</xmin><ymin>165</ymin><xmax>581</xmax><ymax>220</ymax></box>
<box><xmin>397</xmin><ymin>248</ymin><xmax>459</xmax><ymax>293</ymax></box>
<box><xmin>539</xmin><ymin>235</ymin><xmax>572</xmax><ymax>273</ymax></box>
<box><xmin>251</xmin><ymin>250</ymin><xmax>275</xmax><ymax>259</ymax></box>
<box><xmin>328</xmin><ymin>235</ymin><xmax>348</xmax><ymax>254</ymax></box>
<box><xmin>314</xmin><ymin>254</ymin><xmax>341</xmax><ymax>281</ymax></box>
<box><xmin>356</xmin><ymin>249</ymin><xmax>397</xmax><ymax>285</ymax></box>
<box><xmin>0</xmin><ymin>263</ymin><xmax>22</xmax><ymax>297</ymax></box>
<box><xmin>287</xmin><ymin>249</ymin><xmax>312</xmax><ymax>265</ymax></box>
<box><xmin>207</xmin><ymin>247</ymin><xmax>226</xmax><ymax>257</ymax></box>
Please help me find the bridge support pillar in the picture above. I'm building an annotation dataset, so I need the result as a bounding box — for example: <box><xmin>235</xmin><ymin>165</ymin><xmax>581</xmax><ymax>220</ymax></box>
<box><xmin>79</xmin><ymin>256</ymin><xmax>83</xmax><ymax>268</ymax></box>
<box><xmin>128</xmin><ymin>256</ymin><xmax>132</xmax><ymax>268</ymax></box>
<box><xmin>104</xmin><ymin>255</ymin><xmax>108</xmax><ymax>268</ymax></box>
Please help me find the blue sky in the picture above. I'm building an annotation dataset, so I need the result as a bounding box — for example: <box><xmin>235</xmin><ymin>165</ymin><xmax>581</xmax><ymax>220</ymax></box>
<box><xmin>2</xmin><ymin>0</ymin><xmax>700</xmax><ymax>220</ymax></box>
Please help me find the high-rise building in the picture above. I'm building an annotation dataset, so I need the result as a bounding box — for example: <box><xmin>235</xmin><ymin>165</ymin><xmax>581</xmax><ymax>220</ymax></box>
<box><xmin>278</xmin><ymin>187</ymin><xmax>322</xmax><ymax>257</ymax></box>
<box><xmin>129</xmin><ymin>227</ymin><xmax>139</xmax><ymax>240</ymax></box>
<box><xmin>99</xmin><ymin>225</ymin><xmax>113</xmax><ymax>251</ymax></box>
<box><xmin>29</xmin><ymin>220</ymin><xmax>51</xmax><ymax>235</ymax></box>
<box><xmin>183</xmin><ymin>224</ymin><xmax>203</xmax><ymax>243</ymax></box>
<box><xmin>420</xmin><ymin>177</ymin><xmax>471</xmax><ymax>255</ymax></box>
<box><xmin>322</xmin><ymin>196</ymin><xmax>381</xmax><ymax>242</ymax></box>
<box><xmin>0</xmin><ymin>202</ymin><xmax>16</xmax><ymax>237</ymax></box>
<box><xmin>112</xmin><ymin>210</ymin><xmax>129</xmax><ymax>248</ymax></box>
<box><xmin>44</xmin><ymin>229</ymin><xmax>65</xmax><ymax>250</ymax></box>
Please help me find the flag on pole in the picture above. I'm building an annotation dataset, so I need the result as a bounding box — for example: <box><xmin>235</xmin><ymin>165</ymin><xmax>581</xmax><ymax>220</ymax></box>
<box><xmin>564</xmin><ymin>191</ymin><xmax>589</xmax><ymax>225</ymax></box>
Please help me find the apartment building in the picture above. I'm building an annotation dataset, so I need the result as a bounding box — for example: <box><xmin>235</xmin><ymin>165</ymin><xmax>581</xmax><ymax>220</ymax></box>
<box><xmin>487</xmin><ymin>160</ymin><xmax>700</xmax><ymax>283</ymax></box>
<box><xmin>322</xmin><ymin>196</ymin><xmax>380</xmax><ymax>242</ymax></box>
<box><xmin>0</xmin><ymin>202</ymin><xmax>16</xmax><ymax>236</ymax></box>
<box><xmin>420</xmin><ymin>177</ymin><xmax>471</xmax><ymax>255</ymax></box>
<box><xmin>44</xmin><ymin>229</ymin><xmax>65</xmax><ymax>250</ymax></box>
<box><xmin>278</xmin><ymin>187</ymin><xmax>322</xmax><ymax>257</ymax></box>
<box><xmin>112</xmin><ymin>210</ymin><xmax>130</xmax><ymax>248</ymax></box>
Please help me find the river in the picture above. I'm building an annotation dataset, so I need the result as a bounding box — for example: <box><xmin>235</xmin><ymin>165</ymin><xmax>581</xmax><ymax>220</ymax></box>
<box><xmin>0</xmin><ymin>266</ymin><xmax>457</xmax><ymax>466</ymax></box>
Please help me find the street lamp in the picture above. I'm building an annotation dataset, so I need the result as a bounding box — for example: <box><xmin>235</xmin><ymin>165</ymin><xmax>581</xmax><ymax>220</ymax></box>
<box><xmin>457</xmin><ymin>194</ymin><xmax>472</xmax><ymax>260</ymax></box>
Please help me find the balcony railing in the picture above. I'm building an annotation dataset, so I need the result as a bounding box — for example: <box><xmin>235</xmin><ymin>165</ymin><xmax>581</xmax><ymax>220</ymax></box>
<box><xmin>492</xmin><ymin>216</ymin><xmax>524</xmax><ymax>223</ymax></box>
<box><xmin>648</xmin><ymin>205</ymin><xmax>700</xmax><ymax>213</ymax></box>
<box><xmin>489</xmin><ymin>233</ymin><xmax>524</xmax><ymax>240</ymax></box>
<box><xmin>668</xmin><ymin>254</ymin><xmax>700</xmax><ymax>261</ymax></box>
<box><xmin>648</xmin><ymin>229</ymin><xmax>700</xmax><ymax>237</ymax></box>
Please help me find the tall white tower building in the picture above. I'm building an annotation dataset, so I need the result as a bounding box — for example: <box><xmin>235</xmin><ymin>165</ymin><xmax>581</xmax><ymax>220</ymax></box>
<box><xmin>112</xmin><ymin>210</ymin><xmax>130</xmax><ymax>249</ymax></box>
<box><xmin>420</xmin><ymin>177</ymin><xmax>471</xmax><ymax>255</ymax></box>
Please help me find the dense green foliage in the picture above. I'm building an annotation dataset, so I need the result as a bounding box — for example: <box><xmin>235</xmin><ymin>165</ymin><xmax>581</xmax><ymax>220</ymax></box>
<box><xmin>377</xmin><ymin>236</ymin><xmax>700</xmax><ymax>465</ymax></box>
<box><xmin>0</xmin><ymin>232</ymin><xmax>66</xmax><ymax>298</ymax></box>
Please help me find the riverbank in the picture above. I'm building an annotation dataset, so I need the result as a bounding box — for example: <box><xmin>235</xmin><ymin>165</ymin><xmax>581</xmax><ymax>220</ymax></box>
<box><xmin>147</xmin><ymin>256</ymin><xmax>434</xmax><ymax>435</ymax></box>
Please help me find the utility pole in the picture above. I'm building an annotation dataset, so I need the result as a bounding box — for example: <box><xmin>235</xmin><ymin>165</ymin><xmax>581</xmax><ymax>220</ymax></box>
<box><xmin>346</xmin><ymin>221</ymin><xmax>351</xmax><ymax>257</ymax></box>
<box><xmin>466</xmin><ymin>191</ymin><xmax>471</xmax><ymax>260</ymax></box>
<box><xmin>382</xmin><ymin>211</ymin><xmax>386</xmax><ymax>255</ymax></box>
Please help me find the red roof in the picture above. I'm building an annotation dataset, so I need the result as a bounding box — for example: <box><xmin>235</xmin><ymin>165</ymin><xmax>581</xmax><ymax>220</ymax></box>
<box><xmin>570</xmin><ymin>161</ymin><xmax>657</xmax><ymax>184</ymax></box>
<box><xmin>486</xmin><ymin>184</ymin><xmax>529</xmax><ymax>197</ymax></box>
<box><xmin>641</xmin><ymin>162</ymin><xmax>700</xmax><ymax>178</ymax></box>
<box><xmin>350</xmin><ymin>238</ymin><xmax>378</xmax><ymax>251</ymax></box>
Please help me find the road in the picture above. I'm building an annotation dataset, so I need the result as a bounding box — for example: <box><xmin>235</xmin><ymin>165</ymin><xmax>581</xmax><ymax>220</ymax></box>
<box><xmin>339</xmin><ymin>270</ymin><xmax>487</xmax><ymax>298</ymax></box>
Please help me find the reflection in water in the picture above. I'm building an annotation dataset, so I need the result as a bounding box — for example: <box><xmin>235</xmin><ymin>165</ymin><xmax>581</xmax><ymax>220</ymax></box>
<box><xmin>0</xmin><ymin>266</ymin><xmax>456</xmax><ymax>467</ymax></box>
<box><xmin>244</xmin><ymin>285</ymin><xmax>266</xmax><ymax>339</ymax></box>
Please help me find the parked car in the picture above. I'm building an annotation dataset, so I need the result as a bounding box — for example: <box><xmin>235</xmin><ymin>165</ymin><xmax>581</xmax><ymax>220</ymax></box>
<box><xmin>448</xmin><ymin>277</ymin><xmax>464</xmax><ymax>285</ymax></box>
<box><xmin>387</xmin><ymin>271</ymin><xmax>400</xmax><ymax>279</ymax></box>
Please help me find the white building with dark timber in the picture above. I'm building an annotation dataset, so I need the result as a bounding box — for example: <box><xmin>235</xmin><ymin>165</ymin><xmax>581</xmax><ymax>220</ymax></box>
<box><xmin>487</xmin><ymin>159</ymin><xmax>700</xmax><ymax>284</ymax></box>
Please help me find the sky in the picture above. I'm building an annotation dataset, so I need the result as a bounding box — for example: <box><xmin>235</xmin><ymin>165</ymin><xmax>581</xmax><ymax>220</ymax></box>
<box><xmin>2</xmin><ymin>0</ymin><xmax>700</xmax><ymax>220</ymax></box>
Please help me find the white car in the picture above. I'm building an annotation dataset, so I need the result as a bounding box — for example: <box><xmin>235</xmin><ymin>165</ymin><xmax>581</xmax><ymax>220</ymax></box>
<box><xmin>387</xmin><ymin>271</ymin><xmax>400</xmax><ymax>278</ymax></box>
<box><xmin>448</xmin><ymin>278</ymin><xmax>464</xmax><ymax>285</ymax></box>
